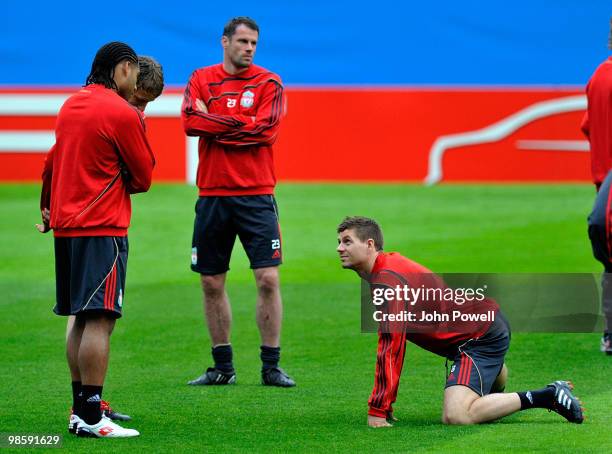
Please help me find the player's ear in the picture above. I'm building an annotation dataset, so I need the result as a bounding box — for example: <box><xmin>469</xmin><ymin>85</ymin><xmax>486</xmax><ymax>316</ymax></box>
<box><xmin>118</xmin><ymin>60</ymin><xmax>129</xmax><ymax>77</ymax></box>
<box><xmin>221</xmin><ymin>35</ymin><xmax>229</xmax><ymax>49</ymax></box>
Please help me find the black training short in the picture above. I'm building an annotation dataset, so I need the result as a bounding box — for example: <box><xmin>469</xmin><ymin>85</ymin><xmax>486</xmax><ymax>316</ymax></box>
<box><xmin>445</xmin><ymin>311</ymin><xmax>511</xmax><ymax>396</ymax></box>
<box><xmin>191</xmin><ymin>195</ymin><xmax>282</xmax><ymax>275</ymax></box>
<box><xmin>53</xmin><ymin>236</ymin><xmax>128</xmax><ymax>319</ymax></box>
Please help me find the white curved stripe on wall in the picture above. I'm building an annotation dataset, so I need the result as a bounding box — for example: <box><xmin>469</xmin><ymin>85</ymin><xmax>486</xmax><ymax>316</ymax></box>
<box><xmin>424</xmin><ymin>95</ymin><xmax>587</xmax><ymax>185</ymax></box>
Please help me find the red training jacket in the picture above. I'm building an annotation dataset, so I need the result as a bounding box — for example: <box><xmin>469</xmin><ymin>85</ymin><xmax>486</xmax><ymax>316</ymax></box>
<box><xmin>367</xmin><ymin>252</ymin><xmax>497</xmax><ymax>418</ymax></box>
<box><xmin>181</xmin><ymin>63</ymin><xmax>284</xmax><ymax>196</ymax></box>
<box><xmin>582</xmin><ymin>57</ymin><xmax>612</xmax><ymax>189</ymax></box>
<box><xmin>40</xmin><ymin>84</ymin><xmax>155</xmax><ymax>237</ymax></box>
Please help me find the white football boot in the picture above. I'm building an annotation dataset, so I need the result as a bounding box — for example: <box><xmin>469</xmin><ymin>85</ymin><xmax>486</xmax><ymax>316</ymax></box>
<box><xmin>76</xmin><ymin>415</ymin><xmax>140</xmax><ymax>438</ymax></box>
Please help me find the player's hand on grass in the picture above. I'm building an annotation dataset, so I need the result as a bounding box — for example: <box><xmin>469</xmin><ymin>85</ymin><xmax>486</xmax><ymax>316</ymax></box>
<box><xmin>36</xmin><ymin>208</ymin><xmax>50</xmax><ymax>233</ymax></box>
<box><xmin>195</xmin><ymin>98</ymin><xmax>208</xmax><ymax>113</ymax></box>
<box><xmin>368</xmin><ymin>415</ymin><xmax>393</xmax><ymax>428</ymax></box>
<box><xmin>386</xmin><ymin>412</ymin><xmax>399</xmax><ymax>423</ymax></box>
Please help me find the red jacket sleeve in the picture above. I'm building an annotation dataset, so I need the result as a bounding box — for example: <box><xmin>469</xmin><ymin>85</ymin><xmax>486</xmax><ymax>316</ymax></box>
<box><xmin>367</xmin><ymin>272</ymin><xmax>408</xmax><ymax>418</ymax></box>
<box><xmin>40</xmin><ymin>144</ymin><xmax>55</xmax><ymax>211</ymax></box>
<box><xmin>215</xmin><ymin>79</ymin><xmax>285</xmax><ymax>147</ymax></box>
<box><xmin>581</xmin><ymin>111</ymin><xmax>590</xmax><ymax>139</ymax></box>
<box><xmin>113</xmin><ymin>109</ymin><xmax>155</xmax><ymax>194</ymax></box>
<box><xmin>368</xmin><ymin>331</ymin><xmax>406</xmax><ymax>418</ymax></box>
<box><xmin>181</xmin><ymin>71</ymin><xmax>248</xmax><ymax>136</ymax></box>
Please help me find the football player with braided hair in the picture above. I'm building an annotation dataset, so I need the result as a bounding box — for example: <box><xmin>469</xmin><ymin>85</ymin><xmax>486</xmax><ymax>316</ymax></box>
<box><xmin>38</xmin><ymin>41</ymin><xmax>155</xmax><ymax>438</ymax></box>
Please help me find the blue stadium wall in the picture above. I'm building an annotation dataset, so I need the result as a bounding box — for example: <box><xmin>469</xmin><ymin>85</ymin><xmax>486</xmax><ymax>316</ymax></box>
<box><xmin>0</xmin><ymin>1</ymin><xmax>609</xmax><ymax>183</ymax></box>
<box><xmin>2</xmin><ymin>1</ymin><xmax>610</xmax><ymax>86</ymax></box>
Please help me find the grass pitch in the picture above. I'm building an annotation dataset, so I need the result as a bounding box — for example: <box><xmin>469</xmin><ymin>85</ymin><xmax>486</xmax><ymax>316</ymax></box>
<box><xmin>1</xmin><ymin>183</ymin><xmax>610</xmax><ymax>452</ymax></box>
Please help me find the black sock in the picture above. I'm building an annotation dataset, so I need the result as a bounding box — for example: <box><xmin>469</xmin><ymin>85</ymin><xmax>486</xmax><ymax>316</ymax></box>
<box><xmin>260</xmin><ymin>345</ymin><xmax>280</xmax><ymax>371</ymax></box>
<box><xmin>71</xmin><ymin>381</ymin><xmax>82</xmax><ymax>413</ymax></box>
<box><xmin>212</xmin><ymin>344</ymin><xmax>234</xmax><ymax>373</ymax></box>
<box><xmin>80</xmin><ymin>385</ymin><xmax>103</xmax><ymax>425</ymax></box>
<box><xmin>517</xmin><ymin>386</ymin><xmax>555</xmax><ymax>410</ymax></box>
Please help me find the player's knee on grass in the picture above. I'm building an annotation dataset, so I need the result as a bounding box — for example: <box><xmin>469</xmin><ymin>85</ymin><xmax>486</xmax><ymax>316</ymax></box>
<box><xmin>442</xmin><ymin>407</ymin><xmax>473</xmax><ymax>425</ymax></box>
<box><xmin>442</xmin><ymin>409</ymin><xmax>474</xmax><ymax>425</ymax></box>
<box><xmin>254</xmin><ymin>267</ymin><xmax>280</xmax><ymax>295</ymax></box>
<box><xmin>200</xmin><ymin>273</ymin><xmax>226</xmax><ymax>298</ymax></box>
<box><xmin>442</xmin><ymin>386</ymin><xmax>479</xmax><ymax>425</ymax></box>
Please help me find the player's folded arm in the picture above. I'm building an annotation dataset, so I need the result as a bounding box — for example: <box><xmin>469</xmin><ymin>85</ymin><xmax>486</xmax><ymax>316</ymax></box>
<box><xmin>181</xmin><ymin>76</ymin><xmax>248</xmax><ymax>136</ymax></box>
<box><xmin>214</xmin><ymin>79</ymin><xmax>284</xmax><ymax>147</ymax></box>
<box><xmin>113</xmin><ymin>110</ymin><xmax>155</xmax><ymax>194</ymax></box>
<box><xmin>182</xmin><ymin>107</ymin><xmax>249</xmax><ymax>136</ymax></box>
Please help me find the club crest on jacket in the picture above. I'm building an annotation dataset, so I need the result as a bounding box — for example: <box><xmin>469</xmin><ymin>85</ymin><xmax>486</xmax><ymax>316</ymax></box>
<box><xmin>240</xmin><ymin>90</ymin><xmax>255</xmax><ymax>108</ymax></box>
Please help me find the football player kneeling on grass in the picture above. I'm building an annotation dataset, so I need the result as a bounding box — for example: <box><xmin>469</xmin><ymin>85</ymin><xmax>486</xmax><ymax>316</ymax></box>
<box><xmin>336</xmin><ymin>216</ymin><xmax>585</xmax><ymax>428</ymax></box>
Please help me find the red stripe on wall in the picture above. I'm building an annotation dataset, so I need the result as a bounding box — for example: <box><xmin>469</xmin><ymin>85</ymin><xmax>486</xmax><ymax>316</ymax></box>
<box><xmin>0</xmin><ymin>88</ymin><xmax>590</xmax><ymax>183</ymax></box>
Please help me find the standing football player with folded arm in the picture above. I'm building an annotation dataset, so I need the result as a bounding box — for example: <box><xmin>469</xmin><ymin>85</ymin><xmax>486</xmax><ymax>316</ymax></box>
<box><xmin>38</xmin><ymin>42</ymin><xmax>156</xmax><ymax>438</ymax></box>
<box><xmin>336</xmin><ymin>216</ymin><xmax>584</xmax><ymax>427</ymax></box>
<box><xmin>182</xmin><ymin>16</ymin><xmax>294</xmax><ymax>387</ymax></box>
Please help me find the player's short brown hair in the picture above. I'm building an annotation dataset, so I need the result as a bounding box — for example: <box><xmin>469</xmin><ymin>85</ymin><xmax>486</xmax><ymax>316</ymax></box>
<box><xmin>223</xmin><ymin>16</ymin><xmax>259</xmax><ymax>39</ymax></box>
<box><xmin>137</xmin><ymin>56</ymin><xmax>164</xmax><ymax>99</ymax></box>
<box><xmin>337</xmin><ymin>216</ymin><xmax>384</xmax><ymax>251</ymax></box>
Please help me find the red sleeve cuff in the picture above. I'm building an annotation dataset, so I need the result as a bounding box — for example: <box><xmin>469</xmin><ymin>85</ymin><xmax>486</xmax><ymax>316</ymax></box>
<box><xmin>368</xmin><ymin>407</ymin><xmax>387</xmax><ymax>418</ymax></box>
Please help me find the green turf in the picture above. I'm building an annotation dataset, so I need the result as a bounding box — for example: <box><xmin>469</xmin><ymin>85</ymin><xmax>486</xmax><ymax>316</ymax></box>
<box><xmin>1</xmin><ymin>183</ymin><xmax>610</xmax><ymax>453</ymax></box>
